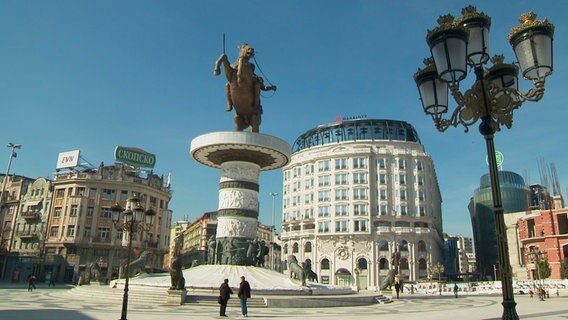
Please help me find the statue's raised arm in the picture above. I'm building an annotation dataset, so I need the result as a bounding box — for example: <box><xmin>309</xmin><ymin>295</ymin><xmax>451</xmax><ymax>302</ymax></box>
<box><xmin>213</xmin><ymin>43</ymin><xmax>276</xmax><ymax>133</ymax></box>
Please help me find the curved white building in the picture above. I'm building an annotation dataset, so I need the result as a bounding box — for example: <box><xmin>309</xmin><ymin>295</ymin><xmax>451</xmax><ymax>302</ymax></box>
<box><xmin>280</xmin><ymin>118</ymin><xmax>443</xmax><ymax>289</ymax></box>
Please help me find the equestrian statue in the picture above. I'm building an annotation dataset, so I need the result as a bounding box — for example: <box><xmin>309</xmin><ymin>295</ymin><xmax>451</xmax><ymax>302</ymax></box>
<box><xmin>214</xmin><ymin>43</ymin><xmax>276</xmax><ymax>133</ymax></box>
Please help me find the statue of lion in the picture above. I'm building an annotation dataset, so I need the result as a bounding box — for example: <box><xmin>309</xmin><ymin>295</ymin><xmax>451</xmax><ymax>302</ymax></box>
<box><xmin>213</xmin><ymin>43</ymin><xmax>276</xmax><ymax>133</ymax></box>
<box><xmin>287</xmin><ymin>255</ymin><xmax>306</xmax><ymax>287</ymax></box>
<box><xmin>121</xmin><ymin>251</ymin><xmax>151</xmax><ymax>278</ymax></box>
<box><xmin>303</xmin><ymin>260</ymin><xmax>318</xmax><ymax>283</ymax></box>
<box><xmin>84</xmin><ymin>259</ymin><xmax>102</xmax><ymax>284</ymax></box>
<box><xmin>380</xmin><ymin>269</ymin><xmax>397</xmax><ymax>290</ymax></box>
<box><xmin>169</xmin><ymin>253</ymin><xmax>185</xmax><ymax>290</ymax></box>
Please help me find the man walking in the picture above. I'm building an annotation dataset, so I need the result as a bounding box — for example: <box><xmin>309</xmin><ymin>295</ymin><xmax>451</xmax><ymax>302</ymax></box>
<box><xmin>219</xmin><ymin>278</ymin><xmax>233</xmax><ymax>317</ymax></box>
<box><xmin>238</xmin><ymin>276</ymin><xmax>251</xmax><ymax>317</ymax></box>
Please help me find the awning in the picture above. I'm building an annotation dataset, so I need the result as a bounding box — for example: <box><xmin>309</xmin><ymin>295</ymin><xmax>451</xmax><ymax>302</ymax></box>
<box><xmin>335</xmin><ymin>268</ymin><xmax>351</xmax><ymax>275</ymax></box>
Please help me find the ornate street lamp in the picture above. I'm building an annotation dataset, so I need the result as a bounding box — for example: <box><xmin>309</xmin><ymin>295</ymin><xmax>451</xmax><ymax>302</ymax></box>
<box><xmin>527</xmin><ymin>247</ymin><xmax>547</xmax><ymax>287</ymax></box>
<box><xmin>270</xmin><ymin>192</ymin><xmax>278</xmax><ymax>271</ymax></box>
<box><xmin>111</xmin><ymin>194</ymin><xmax>155</xmax><ymax>320</ymax></box>
<box><xmin>430</xmin><ymin>262</ymin><xmax>445</xmax><ymax>296</ymax></box>
<box><xmin>0</xmin><ymin>143</ymin><xmax>22</xmax><ymax>206</ymax></box>
<box><xmin>414</xmin><ymin>6</ymin><xmax>554</xmax><ymax>320</ymax></box>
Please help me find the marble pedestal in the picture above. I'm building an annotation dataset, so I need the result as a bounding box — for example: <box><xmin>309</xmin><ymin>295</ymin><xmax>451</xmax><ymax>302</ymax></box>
<box><xmin>190</xmin><ymin>131</ymin><xmax>291</xmax><ymax>265</ymax></box>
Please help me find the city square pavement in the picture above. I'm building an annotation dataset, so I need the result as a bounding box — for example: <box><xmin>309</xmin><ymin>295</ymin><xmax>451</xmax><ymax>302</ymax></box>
<box><xmin>1</xmin><ymin>282</ymin><xmax>567</xmax><ymax>320</ymax></box>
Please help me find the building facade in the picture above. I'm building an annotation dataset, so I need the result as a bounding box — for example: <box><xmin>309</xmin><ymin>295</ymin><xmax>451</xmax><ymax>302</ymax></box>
<box><xmin>504</xmin><ymin>198</ymin><xmax>568</xmax><ymax>280</ymax></box>
<box><xmin>280</xmin><ymin>118</ymin><xmax>444</xmax><ymax>289</ymax></box>
<box><xmin>0</xmin><ymin>174</ymin><xmax>35</xmax><ymax>281</ymax></box>
<box><xmin>7</xmin><ymin>178</ymin><xmax>53</xmax><ymax>282</ymax></box>
<box><xmin>44</xmin><ymin>163</ymin><xmax>172</xmax><ymax>283</ymax></box>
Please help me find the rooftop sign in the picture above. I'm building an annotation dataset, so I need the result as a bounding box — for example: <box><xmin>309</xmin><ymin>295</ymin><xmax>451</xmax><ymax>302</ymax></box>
<box><xmin>56</xmin><ymin>150</ymin><xmax>80</xmax><ymax>169</ymax></box>
<box><xmin>114</xmin><ymin>146</ymin><xmax>156</xmax><ymax>169</ymax></box>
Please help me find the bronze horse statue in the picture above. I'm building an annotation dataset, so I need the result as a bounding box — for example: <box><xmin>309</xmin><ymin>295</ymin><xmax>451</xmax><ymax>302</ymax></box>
<box><xmin>214</xmin><ymin>43</ymin><xmax>276</xmax><ymax>132</ymax></box>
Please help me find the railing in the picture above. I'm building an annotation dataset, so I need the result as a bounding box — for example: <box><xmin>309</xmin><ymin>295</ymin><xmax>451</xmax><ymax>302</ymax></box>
<box><xmin>146</xmin><ymin>241</ymin><xmax>159</xmax><ymax>248</ymax></box>
<box><xmin>20</xmin><ymin>211</ymin><xmax>41</xmax><ymax>220</ymax></box>
<box><xmin>16</xmin><ymin>230</ymin><xmax>40</xmax><ymax>238</ymax></box>
<box><xmin>93</xmin><ymin>237</ymin><xmax>111</xmax><ymax>243</ymax></box>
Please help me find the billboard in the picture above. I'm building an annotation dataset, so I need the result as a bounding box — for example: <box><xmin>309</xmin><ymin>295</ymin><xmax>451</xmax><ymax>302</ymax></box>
<box><xmin>114</xmin><ymin>146</ymin><xmax>156</xmax><ymax>168</ymax></box>
<box><xmin>56</xmin><ymin>150</ymin><xmax>80</xmax><ymax>169</ymax></box>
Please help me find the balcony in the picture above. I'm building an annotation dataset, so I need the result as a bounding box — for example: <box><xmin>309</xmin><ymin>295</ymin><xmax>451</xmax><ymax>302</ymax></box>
<box><xmin>20</xmin><ymin>211</ymin><xmax>41</xmax><ymax>220</ymax></box>
<box><xmin>145</xmin><ymin>241</ymin><xmax>159</xmax><ymax>248</ymax></box>
<box><xmin>92</xmin><ymin>237</ymin><xmax>111</xmax><ymax>243</ymax></box>
<box><xmin>16</xmin><ymin>231</ymin><xmax>40</xmax><ymax>239</ymax></box>
<box><xmin>415</xmin><ymin>227</ymin><xmax>431</xmax><ymax>233</ymax></box>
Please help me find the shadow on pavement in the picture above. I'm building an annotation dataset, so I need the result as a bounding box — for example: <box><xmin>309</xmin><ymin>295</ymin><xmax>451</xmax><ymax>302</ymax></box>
<box><xmin>1</xmin><ymin>309</ymin><xmax>97</xmax><ymax>320</ymax></box>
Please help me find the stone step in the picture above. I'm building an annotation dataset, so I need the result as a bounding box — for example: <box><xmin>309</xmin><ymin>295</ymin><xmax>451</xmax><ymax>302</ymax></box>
<box><xmin>68</xmin><ymin>285</ymin><xmax>267</xmax><ymax>307</ymax></box>
<box><xmin>186</xmin><ymin>295</ymin><xmax>266</xmax><ymax>308</ymax></box>
<box><xmin>375</xmin><ymin>295</ymin><xmax>393</xmax><ymax>304</ymax></box>
<box><xmin>69</xmin><ymin>285</ymin><xmax>169</xmax><ymax>305</ymax></box>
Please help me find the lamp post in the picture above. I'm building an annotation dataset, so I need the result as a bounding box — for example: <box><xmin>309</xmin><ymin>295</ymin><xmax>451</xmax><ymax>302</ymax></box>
<box><xmin>0</xmin><ymin>143</ymin><xmax>21</xmax><ymax>279</ymax></box>
<box><xmin>0</xmin><ymin>143</ymin><xmax>22</xmax><ymax>207</ymax></box>
<box><xmin>431</xmin><ymin>262</ymin><xmax>444</xmax><ymax>296</ymax></box>
<box><xmin>528</xmin><ymin>247</ymin><xmax>547</xmax><ymax>300</ymax></box>
<box><xmin>270</xmin><ymin>192</ymin><xmax>278</xmax><ymax>270</ymax></box>
<box><xmin>414</xmin><ymin>6</ymin><xmax>554</xmax><ymax>320</ymax></box>
<box><xmin>111</xmin><ymin>194</ymin><xmax>155</xmax><ymax>320</ymax></box>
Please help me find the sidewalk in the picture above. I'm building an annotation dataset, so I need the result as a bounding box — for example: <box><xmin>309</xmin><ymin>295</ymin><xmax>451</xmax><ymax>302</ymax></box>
<box><xmin>0</xmin><ymin>284</ymin><xmax>567</xmax><ymax>320</ymax></box>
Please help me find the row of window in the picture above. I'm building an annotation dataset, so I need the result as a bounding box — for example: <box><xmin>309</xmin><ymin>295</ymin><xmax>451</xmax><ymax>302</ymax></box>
<box><xmin>316</xmin><ymin>220</ymin><xmax>369</xmax><ymax>233</ymax></box>
<box><xmin>54</xmin><ymin>188</ymin><xmax>165</xmax><ymax>209</ymax></box>
<box><xmin>286</xmin><ymin>158</ymin><xmax>425</xmax><ymax>180</ymax></box>
<box><xmin>53</xmin><ymin>205</ymin><xmax>112</xmax><ymax>219</ymax></box>
<box><xmin>282</xmin><ymin>239</ymin><xmax>428</xmax><ymax>255</ymax></box>
<box><xmin>284</xmin><ymin>203</ymin><xmax>429</xmax><ymax>221</ymax></box>
<box><xmin>50</xmin><ymin>225</ymin><xmax>157</xmax><ymax>243</ymax></box>
<box><xmin>285</xmin><ymin>174</ymin><xmax>426</xmax><ymax>194</ymax></box>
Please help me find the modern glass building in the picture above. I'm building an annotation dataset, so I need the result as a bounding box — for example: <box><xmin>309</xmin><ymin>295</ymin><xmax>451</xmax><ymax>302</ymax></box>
<box><xmin>281</xmin><ymin>118</ymin><xmax>444</xmax><ymax>289</ymax></box>
<box><xmin>468</xmin><ymin>170</ymin><xmax>531</xmax><ymax>280</ymax></box>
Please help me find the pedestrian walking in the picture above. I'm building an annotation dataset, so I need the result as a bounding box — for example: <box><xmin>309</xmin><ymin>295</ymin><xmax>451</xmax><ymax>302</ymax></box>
<box><xmin>48</xmin><ymin>276</ymin><xmax>56</xmax><ymax>287</ymax></box>
<box><xmin>219</xmin><ymin>278</ymin><xmax>233</xmax><ymax>317</ymax></box>
<box><xmin>238</xmin><ymin>276</ymin><xmax>251</xmax><ymax>317</ymax></box>
<box><xmin>27</xmin><ymin>275</ymin><xmax>36</xmax><ymax>292</ymax></box>
<box><xmin>394</xmin><ymin>281</ymin><xmax>401</xmax><ymax>299</ymax></box>
<box><xmin>454</xmin><ymin>283</ymin><xmax>459</xmax><ymax>298</ymax></box>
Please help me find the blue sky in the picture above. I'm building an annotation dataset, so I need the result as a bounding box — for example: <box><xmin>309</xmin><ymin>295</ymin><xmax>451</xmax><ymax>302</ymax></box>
<box><xmin>1</xmin><ymin>1</ymin><xmax>567</xmax><ymax>237</ymax></box>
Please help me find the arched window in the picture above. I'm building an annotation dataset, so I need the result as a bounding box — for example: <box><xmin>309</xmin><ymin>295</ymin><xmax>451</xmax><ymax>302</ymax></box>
<box><xmin>400</xmin><ymin>258</ymin><xmax>409</xmax><ymax>270</ymax></box>
<box><xmin>357</xmin><ymin>258</ymin><xmax>368</xmax><ymax>270</ymax></box>
<box><xmin>292</xmin><ymin>243</ymin><xmax>299</xmax><ymax>253</ymax></box>
<box><xmin>417</xmin><ymin>240</ymin><xmax>427</xmax><ymax>252</ymax></box>
<box><xmin>398</xmin><ymin>240</ymin><xmax>409</xmax><ymax>251</ymax></box>
<box><xmin>283</xmin><ymin>244</ymin><xmax>288</xmax><ymax>254</ymax></box>
<box><xmin>379</xmin><ymin>258</ymin><xmax>389</xmax><ymax>270</ymax></box>
<box><xmin>304</xmin><ymin>241</ymin><xmax>312</xmax><ymax>253</ymax></box>
<box><xmin>419</xmin><ymin>258</ymin><xmax>427</xmax><ymax>270</ymax></box>
<box><xmin>321</xmin><ymin>258</ymin><xmax>330</xmax><ymax>270</ymax></box>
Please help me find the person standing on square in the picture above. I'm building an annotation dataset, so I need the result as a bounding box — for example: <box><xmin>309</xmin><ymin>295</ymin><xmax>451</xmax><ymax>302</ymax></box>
<box><xmin>238</xmin><ymin>276</ymin><xmax>251</xmax><ymax>317</ymax></box>
<box><xmin>219</xmin><ymin>278</ymin><xmax>233</xmax><ymax>317</ymax></box>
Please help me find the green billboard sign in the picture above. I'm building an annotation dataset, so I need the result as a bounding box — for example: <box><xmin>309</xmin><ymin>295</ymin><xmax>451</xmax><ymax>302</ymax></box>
<box><xmin>114</xmin><ymin>146</ymin><xmax>156</xmax><ymax>168</ymax></box>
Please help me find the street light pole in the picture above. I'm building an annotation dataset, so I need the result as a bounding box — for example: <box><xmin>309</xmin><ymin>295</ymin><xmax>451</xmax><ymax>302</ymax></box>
<box><xmin>0</xmin><ymin>143</ymin><xmax>22</xmax><ymax>207</ymax></box>
<box><xmin>414</xmin><ymin>6</ymin><xmax>554</xmax><ymax>320</ymax></box>
<box><xmin>270</xmin><ymin>192</ymin><xmax>278</xmax><ymax>271</ymax></box>
<box><xmin>111</xmin><ymin>194</ymin><xmax>155</xmax><ymax>320</ymax></box>
<box><xmin>0</xmin><ymin>143</ymin><xmax>21</xmax><ymax>279</ymax></box>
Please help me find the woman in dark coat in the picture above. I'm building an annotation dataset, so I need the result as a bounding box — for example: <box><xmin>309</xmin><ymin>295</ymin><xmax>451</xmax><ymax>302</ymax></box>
<box><xmin>219</xmin><ymin>278</ymin><xmax>233</xmax><ymax>317</ymax></box>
